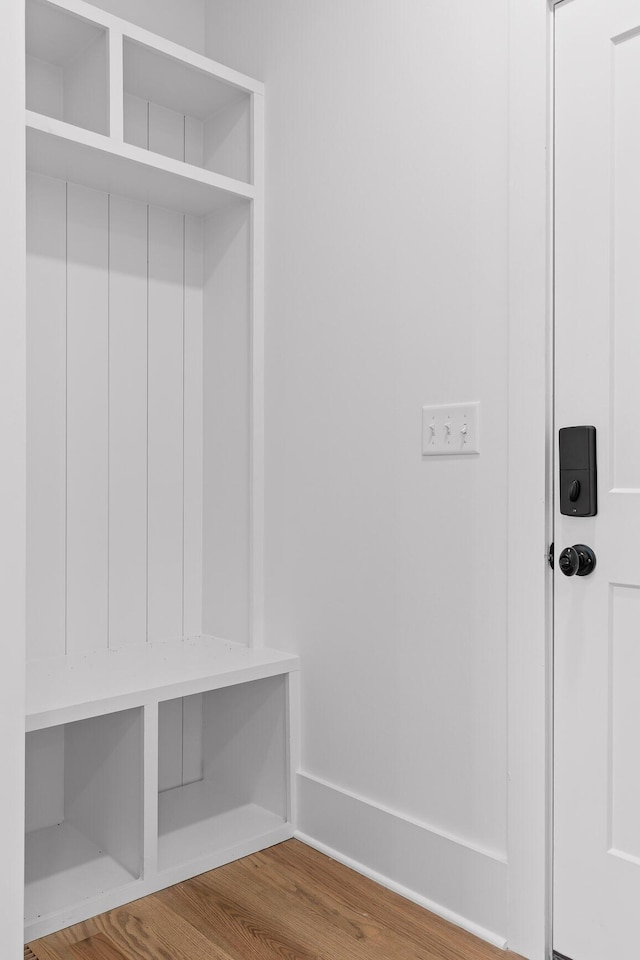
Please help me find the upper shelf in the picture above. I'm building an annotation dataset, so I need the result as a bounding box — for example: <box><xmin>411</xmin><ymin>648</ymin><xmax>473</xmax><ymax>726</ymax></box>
<box><xmin>25</xmin><ymin>0</ymin><xmax>262</xmax><ymax>206</ymax></box>
<box><xmin>26</xmin><ymin>112</ymin><xmax>255</xmax><ymax>215</ymax></box>
<box><xmin>123</xmin><ymin>37</ymin><xmax>248</xmax><ymax>122</ymax></box>
<box><xmin>26</xmin><ymin>0</ymin><xmax>262</xmax><ymax>97</ymax></box>
<box><xmin>27</xmin><ymin>636</ymin><xmax>299</xmax><ymax>731</ymax></box>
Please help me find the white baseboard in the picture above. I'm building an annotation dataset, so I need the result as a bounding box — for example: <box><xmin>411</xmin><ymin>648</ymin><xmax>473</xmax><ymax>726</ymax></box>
<box><xmin>295</xmin><ymin>772</ymin><xmax>508</xmax><ymax>950</ymax></box>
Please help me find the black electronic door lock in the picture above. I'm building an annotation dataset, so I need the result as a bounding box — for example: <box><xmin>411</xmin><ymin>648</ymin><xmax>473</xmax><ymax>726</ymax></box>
<box><xmin>559</xmin><ymin>425</ymin><xmax>597</xmax><ymax>517</ymax></box>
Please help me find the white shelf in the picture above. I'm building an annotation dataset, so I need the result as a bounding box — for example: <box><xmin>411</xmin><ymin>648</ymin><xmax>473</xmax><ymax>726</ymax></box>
<box><xmin>25</xmin><ymin>821</ymin><xmax>140</xmax><ymax>923</ymax></box>
<box><xmin>27</xmin><ymin>635</ymin><xmax>298</xmax><ymax>731</ymax></box>
<box><xmin>26</xmin><ymin>112</ymin><xmax>254</xmax><ymax>215</ymax></box>
<box><xmin>45</xmin><ymin>0</ymin><xmax>263</xmax><ymax>95</ymax></box>
<box><xmin>159</xmin><ymin>781</ymin><xmax>287</xmax><ymax>872</ymax></box>
<box><xmin>124</xmin><ymin>37</ymin><xmax>248</xmax><ymax>121</ymax></box>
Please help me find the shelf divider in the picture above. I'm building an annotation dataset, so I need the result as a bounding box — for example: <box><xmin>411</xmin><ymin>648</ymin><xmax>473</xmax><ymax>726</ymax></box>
<box><xmin>108</xmin><ymin>27</ymin><xmax>124</xmax><ymax>141</ymax></box>
<box><xmin>143</xmin><ymin>703</ymin><xmax>159</xmax><ymax>880</ymax></box>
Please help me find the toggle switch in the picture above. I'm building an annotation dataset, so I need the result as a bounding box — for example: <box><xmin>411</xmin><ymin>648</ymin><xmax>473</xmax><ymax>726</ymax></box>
<box><xmin>421</xmin><ymin>403</ymin><xmax>480</xmax><ymax>457</ymax></box>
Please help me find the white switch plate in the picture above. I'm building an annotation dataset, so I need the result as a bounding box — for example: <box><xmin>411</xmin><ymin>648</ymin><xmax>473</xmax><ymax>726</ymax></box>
<box><xmin>421</xmin><ymin>402</ymin><xmax>480</xmax><ymax>456</ymax></box>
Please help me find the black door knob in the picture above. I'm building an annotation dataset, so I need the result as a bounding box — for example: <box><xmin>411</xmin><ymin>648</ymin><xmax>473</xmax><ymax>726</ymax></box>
<box><xmin>558</xmin><ymin>544</ymin><xmax>596</xmax><ymax>577</ymax></box>
<box><xmin>559</xmin><ymin>546</ymin><xmax>579</xmax><ymax>576</ymax></box>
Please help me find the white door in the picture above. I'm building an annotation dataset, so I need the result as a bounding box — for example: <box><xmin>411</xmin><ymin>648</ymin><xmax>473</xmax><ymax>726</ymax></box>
<box><xmin>555</xmin><ymin>2</ymin><xmax>640</xmax><ymax>958</ymax></box>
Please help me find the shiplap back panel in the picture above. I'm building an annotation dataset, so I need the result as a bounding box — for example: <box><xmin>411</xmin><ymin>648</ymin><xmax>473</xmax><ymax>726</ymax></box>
<box><xmin>26</xmin><ymin>173</ymin><xmax>66</xmax><ymax>659</ymax></box>
<box><xmin>26</xmin><ymin>167</ymin><xmax>204</xmax><ymax>659</ymax></box>
<box><xmin>108</xmin><ymin>195</ymin><xmax>148</xmax><ymax>648</ymax></box>
<box><xmin>203</xmin><ymin>205</ymin><xmax>250</xmax><ymax>643</ymax></box>
<box><xmin>147</xmin><ymin>205</ymin><xmax>184</xmax><ymax>642</ymax></box>
<box><xmin>123</xmin><ymin>91</ymin><xmax>208</xmax><ymax>176</ymax></box>
<box><xmin>183</xmin><ymin>216</ymin><xmax>204</xmax><ymax>637</ymax></box>
<box><xmin>66</xmin><ymin>183</ymin><xmax>109</xmax><ymax>654</ymax></box>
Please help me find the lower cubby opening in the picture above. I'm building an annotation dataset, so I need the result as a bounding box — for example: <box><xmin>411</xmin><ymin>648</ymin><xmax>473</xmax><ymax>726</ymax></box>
<box><xmin>25</xmin><ymin>708</ymin><xmax>143</xmax><ymax>923</ymax></box>
<box><xmin>158</xmin><ymin>675</ymin><xmax>288</xmax><ymax>872</ymax></box>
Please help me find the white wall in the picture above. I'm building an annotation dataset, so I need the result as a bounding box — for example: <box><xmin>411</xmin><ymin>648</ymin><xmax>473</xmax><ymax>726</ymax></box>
<box><xmin>89</xmin><ymin>0</ymin><xmax>205</xmax><ymax>52</ymax></box>
<box><xmin>206</xmin><ymin>0</ymin><xmax>511</xmax><ymax>945</ymax></box>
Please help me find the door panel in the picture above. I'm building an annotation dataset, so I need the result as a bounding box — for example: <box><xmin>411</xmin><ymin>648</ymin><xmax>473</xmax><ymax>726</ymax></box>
<box><xmin>555</xmin><ymin>2</ymin><xmax>640</xmax><ymax>958</ymax></box>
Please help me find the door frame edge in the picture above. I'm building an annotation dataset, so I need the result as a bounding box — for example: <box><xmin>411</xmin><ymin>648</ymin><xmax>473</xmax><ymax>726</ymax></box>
<box><xmin>0</xmin><ymin>0</ymin><xmax>26</xmax><ymax>955</ymax></box>
<box><xmin>506</xmin><ymin>0</ymin><xmax>556</xmax><ymax>958</ymax></box>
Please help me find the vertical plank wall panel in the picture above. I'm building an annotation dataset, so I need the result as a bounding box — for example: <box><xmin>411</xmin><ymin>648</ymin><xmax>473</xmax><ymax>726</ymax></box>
<box><xmin>66</xmin><ymin>183</ymin><xmax>109</xmax><ymax>653</ymax></box>
<box><xmin>125</xmin><ymin>94</ymin><xmax>205</xmax><ymax>171</ymax></box>
<box><xmin>109</xmin><ymin>196</ymin><xmax>148</xmax><ymax>648</ymax></box>
<box><xmin>28</xmin><ymin>145</ymin><xmax>204</xmax><ymax>658</ymax></box>
<box><xmin>184</xmin><ymin>214</ymin><xmax>203</xmax><ymax>637</ymax></box>
<box><xmin>26</xmin><ymin>173</ymin><xmax>67</xmax><ymax>659</ymax></box>
<box><xmin>203</xmin><ymin>205</ymin><xmax>251</xmax><ymax>644</ymax></box>
<box><xmin>147</xmin><ymin>205</ymin><xmax>184</xmax><ymax>641</ymax></box>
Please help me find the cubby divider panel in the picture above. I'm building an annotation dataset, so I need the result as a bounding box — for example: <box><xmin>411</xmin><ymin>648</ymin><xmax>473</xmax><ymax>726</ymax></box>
<box><xmin>158</xmin><ymin>676</ymin><xmax>288</xmax><ymax>872</ymax></box>
<box><xmin>25</xmin><ymin>708</ymin><xmax>143</xmax><ymax>923</ymax></box>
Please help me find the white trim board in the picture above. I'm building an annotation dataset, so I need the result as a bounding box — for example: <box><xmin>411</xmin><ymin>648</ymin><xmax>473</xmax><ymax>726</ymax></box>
<box><xmin>295</xmin><ymin>772</ymin><xmax>507</xmax><ymax>948</ymax></box>
<box><xmin>506</xmin><ymin>0</ymin><xmax>554</xmax><ymax>958</ymax></box>
<box><xmin>0</xmin><ymin>0</ymin><xmax>26</xmax><ymax>954</ymax></box>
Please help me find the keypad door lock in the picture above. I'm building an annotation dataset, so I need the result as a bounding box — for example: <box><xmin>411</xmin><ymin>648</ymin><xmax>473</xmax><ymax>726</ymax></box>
<box><xmin>559</xmin><ymin>425</ymin><xmax>597</xmax><ymax>517</ymax></box>
<box><xmin>558</xmin><ymin>544</ymin><xmax>597</xmax><ymax>577</ymax></box>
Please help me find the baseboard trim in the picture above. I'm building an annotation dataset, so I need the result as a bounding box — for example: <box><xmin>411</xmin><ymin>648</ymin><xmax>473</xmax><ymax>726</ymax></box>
<box><xmin>295</xmin><ymin>772</ymin><xmax>508</xmax><ymax>949</ymax></box>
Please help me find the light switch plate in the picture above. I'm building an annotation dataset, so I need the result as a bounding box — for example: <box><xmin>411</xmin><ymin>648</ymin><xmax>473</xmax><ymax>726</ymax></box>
<box><xmin>421</xmin><ymin>402</ymin><xmax>480</xmax><ymax>456</ymax></box>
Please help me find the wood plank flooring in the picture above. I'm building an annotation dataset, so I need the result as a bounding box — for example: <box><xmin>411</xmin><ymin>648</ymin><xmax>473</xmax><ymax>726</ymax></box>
<box><xmin>28</xmin><ymin>840</ymin><xmax>522</xmax><ymax>960</ymax></box>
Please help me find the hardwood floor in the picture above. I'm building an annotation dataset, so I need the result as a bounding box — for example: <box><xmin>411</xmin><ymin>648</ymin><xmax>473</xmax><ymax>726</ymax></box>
<box><xmin>29</xmin><ymin>840</ymin><xmax>522</xmax><ymax>960</ymax></box>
